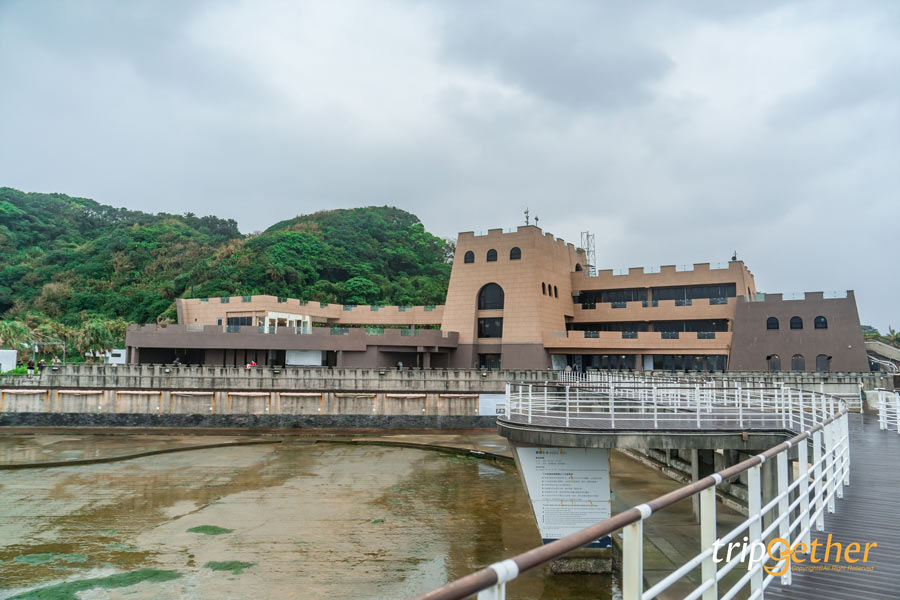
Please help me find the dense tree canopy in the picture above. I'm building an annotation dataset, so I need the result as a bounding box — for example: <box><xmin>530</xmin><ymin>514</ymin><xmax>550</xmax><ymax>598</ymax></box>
<box><xmin>0</xmin><ymin>188</ymin><xmax>454</xmax><ymax>355</ymax></box>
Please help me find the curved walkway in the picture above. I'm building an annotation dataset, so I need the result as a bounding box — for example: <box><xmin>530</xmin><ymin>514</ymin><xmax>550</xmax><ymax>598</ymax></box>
<box><xmin>767</xmin><ymin>414</ymin><xmax>900</xmax><ymax>599</ymax></box>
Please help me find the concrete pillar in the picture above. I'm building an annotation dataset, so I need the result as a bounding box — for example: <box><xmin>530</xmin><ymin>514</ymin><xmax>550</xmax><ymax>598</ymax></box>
<box><xmin>691</xmin><ymin>449</ymin><xmax>715</xmax><ymax>521</ymax></box>
<box><xmin>422</xmin><ymin>352</ymin><xmax>431</xmax><ymax>369</ymax></box>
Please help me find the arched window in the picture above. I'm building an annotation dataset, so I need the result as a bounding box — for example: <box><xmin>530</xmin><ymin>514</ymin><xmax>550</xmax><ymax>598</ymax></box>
<box><xmin>792</xmin><ymin>354</ymin><xmax>805</xmax><ymax>371</ymax></box>
<box><xmin>553</xmin><ymin>285</ymin><xmax>558</xmax><ymax>298</ymax></box>
<box><xmin>816</xmin><ymin>354</ymin><xmax>831</xmax><ymax>372</ymax></box>
<box><xmin>767</xmin><ymin>354</ymin><xmax>781</xmax><ymax>372</ymax></box>
<box><xmin>790</xmin><ymin>316</ymin><xmax>803</xmax><ymax>330</ymax></box>
<box><xmin>575</xmin><ymin>264</ymin><xmax>583</xmax><ymax>272</ymax></box>
<box><xmin>463</xmin><ymin>251</ymin><xmax>474</xmax><ymax>264</ymax></box>
<box><xmin>486</xmin><ymin>249</ymin><xmax>498</xmax><ymax>262</ymax></box>
<box><xmin>814</xmin><ymin>316</ymin><xmax>828</xmax><ymax>329</ymax></box>
<box><xmin>510</xmin><ymin>247</ymin><xmax>521</xmax><ymax>260</ymax></box>
<box><xmin>766</xmin><ymin>317</ymin><xmax>779</xmax><ymax>330</ymax></box>
<box><xmin>478</xmin><ymin>283</ymin><xmax>504</xmax><ymax>310</ymax></box>
<box><xmin>542</xmin><ymin>282</ymin><xmax>546</xmax><ymax>295</ymax></box>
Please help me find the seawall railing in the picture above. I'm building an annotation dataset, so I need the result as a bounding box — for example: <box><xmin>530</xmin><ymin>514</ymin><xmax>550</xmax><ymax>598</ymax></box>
<box><xmin>0</xmin><ymin>366</ymin><xmax>549</xmax><ymax>393</ymax></box>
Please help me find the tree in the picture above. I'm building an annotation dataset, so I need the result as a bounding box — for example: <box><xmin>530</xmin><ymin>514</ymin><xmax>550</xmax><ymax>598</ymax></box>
<box><xmin>342</xmin><ymin>277</ymin><xmax>381</xmax><ymax>305</ymax></box>
<box><xmin>0</xmin><ymin>320</ymin><xmax>30</xmax><ymax>350</ymax></box>
<box><xmin>74</xmin><ymin>319</ymin><xmax>116</xmax><ymax>360</ymax></box>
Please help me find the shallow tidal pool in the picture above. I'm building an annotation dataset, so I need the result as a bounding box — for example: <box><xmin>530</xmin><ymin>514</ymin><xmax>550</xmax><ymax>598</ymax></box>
<box><xmin>0</xmin><ymin>437</ymin><xmax>616</xmax><ymax>599</ymax></box>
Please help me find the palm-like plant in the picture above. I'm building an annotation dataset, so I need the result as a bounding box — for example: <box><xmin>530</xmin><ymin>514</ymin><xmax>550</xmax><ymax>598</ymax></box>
<box><xmin>889</xmin><ymin>327</ymin><xmax>900</xmax><ymax>347</ymax></box>
<box><xmin>0</xmin><ymin>320</ymin><xmax>31</xmax><ymax>351</ymax></box>
<box><xmin>74</xmin><ymin>319</ymin><xmax>115</xmax><ymax>360</ymax></box>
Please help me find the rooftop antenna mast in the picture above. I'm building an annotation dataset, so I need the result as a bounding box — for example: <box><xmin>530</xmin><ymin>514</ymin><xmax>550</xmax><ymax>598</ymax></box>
<box><xmin>524</xmin><ymin>207</ymin><xmax>530</xmax><ymax>226</ymax></box>
<box><xmin>580</xmin><ymin>231</ymin><xmax>596</xmax><ymax>276</ymax></box>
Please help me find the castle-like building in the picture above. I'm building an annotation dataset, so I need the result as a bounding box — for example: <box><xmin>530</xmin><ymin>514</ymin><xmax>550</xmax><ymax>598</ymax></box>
<box><xmin>125</xmin><ymin>225</ymin><xmax>869</xmax><ymax>372</ymax></box>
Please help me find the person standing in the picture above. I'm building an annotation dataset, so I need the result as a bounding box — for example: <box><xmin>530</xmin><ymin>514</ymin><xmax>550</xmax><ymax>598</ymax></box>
<box><xmin>26</xmin><ymin>358</ymin><xmax>35</xmax><ymax>376</ymax></box>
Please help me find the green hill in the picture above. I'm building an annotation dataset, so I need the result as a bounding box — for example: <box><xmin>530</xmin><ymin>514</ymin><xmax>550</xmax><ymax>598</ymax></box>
<box><xmin>0</xmin><ymin>188</ymin><xmax>453</xmax><ymax>331</ymax></box>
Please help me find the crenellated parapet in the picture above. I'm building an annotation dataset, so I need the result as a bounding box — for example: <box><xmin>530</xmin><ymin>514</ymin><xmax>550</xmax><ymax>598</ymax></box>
<box><xmin>737</xmin><ymin>291</ymin><xmax>854</xmax><ymax>303</ymax></box>
<box><xmin>457</xmin><ymin>225</ymin><xmax>585</xmax><ymax>256</ymax></box>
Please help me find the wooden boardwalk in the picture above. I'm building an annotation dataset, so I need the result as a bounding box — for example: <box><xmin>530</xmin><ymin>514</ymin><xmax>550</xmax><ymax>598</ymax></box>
<box><xmin>767</xmin><ymin>413</ymin><xmax>900</xmax><ymax>599</ymax></box>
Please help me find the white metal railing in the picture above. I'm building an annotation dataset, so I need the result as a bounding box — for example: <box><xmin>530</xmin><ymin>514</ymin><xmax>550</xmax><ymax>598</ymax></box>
<box><xmin>416</xmin><ymin>374</ymin><xmax>852</xmax><ymax>600</ymax></box>
<box><xmin>878</xmin><ymin>389</ymin><xmax>899</xmax><ymax>433</ymax></box>
<box><xmin>504</xmin><ymin>379</ymin><xmax>836</xmax><ymax>434</ymax></box>
<box><xmin>553</xmin><ymin>370</ymin><xmax>866</xmax><ymax>413</ymax></box>
<box><xmin>868</xmin><ymin>354</ymin><xmax>899</xmax><ymax>373</ymax></box>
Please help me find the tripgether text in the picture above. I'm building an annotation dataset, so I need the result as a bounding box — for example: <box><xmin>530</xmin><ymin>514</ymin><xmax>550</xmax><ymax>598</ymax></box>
<box><xmin>713</xmin><ymin>533</ymin><xmax>877</xmax><ymax>575</ymax></box>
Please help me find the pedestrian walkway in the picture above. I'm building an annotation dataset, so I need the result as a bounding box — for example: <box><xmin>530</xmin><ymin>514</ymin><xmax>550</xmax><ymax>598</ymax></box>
<box><xmin>767</xmin><ymin>413</ymin><xmax>900</xmax><ymax>599</ymax></box>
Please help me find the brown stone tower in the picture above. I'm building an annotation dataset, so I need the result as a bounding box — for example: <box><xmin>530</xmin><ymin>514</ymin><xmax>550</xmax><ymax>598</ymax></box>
<box><xmin>442</xmin><ymin>226</ymin><xmax>586</xmax><ymax>369</ymax></box>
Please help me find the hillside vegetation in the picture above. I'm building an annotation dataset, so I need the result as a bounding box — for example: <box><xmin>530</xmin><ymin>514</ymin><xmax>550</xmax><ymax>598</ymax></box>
<box><xmin>0</xmin><ymin>187</ymin><xmax>453</xmax><ymax>360</ymax></box>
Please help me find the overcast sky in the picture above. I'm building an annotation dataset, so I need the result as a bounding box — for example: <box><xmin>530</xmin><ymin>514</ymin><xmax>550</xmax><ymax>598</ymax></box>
<box><xmin>1</xmin><ymin>1</ymin><xmax>897</xmax><ymax>331</ymax></box>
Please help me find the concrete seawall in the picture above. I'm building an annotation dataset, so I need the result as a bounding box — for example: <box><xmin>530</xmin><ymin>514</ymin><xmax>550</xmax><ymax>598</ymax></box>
<box><xmin>0</xmin><ymin>412</ymin><xmax>497</xmax><ymax>429</ymax></box>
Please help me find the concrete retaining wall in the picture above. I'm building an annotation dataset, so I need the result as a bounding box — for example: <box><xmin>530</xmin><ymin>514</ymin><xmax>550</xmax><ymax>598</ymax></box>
<box><xmin>0</xmin><ymin>389</ymin><xmax>480</xmax><ymax>417</ymax></box>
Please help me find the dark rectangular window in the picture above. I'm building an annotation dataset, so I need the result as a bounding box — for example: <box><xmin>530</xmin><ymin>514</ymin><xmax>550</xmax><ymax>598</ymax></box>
<box><xmin>571</xmin><ymin>354</ymin><xmax>636</xmax><ymax>370</ymax></box>
<box><xmin>477</xmin><ymin>317</ymin><xmax>503</xmax><ymax>338</ymax></box>
<box><xmin>571</xmin><ymin>322</ymin><xmax>649</xmax><ymax>332</ymax></box>
<box><xmin>650</xmin><ymin>354</ymin><xmax>727</xmax><ymax>371</ymax></box>
<box><xmin>651</xmin><ymin>320</ymin><xmax>729</xmax><ymax>332</ymax></box>
<box><xmin>479</xmin><ymin>354</ymin><xmax>501</xmax><ymax>370</ymax></box>
<box><xmin>226</xmin><ymin>316</ymin><xmax>253</xmax><ymax>326</ymax></box>
<box><xmin>574</xmin><ymin>289</ymin><xmax>648</xmax><ymax>304</ymax></box>
<box><xmin>652</xmin><ymin>283</ymin><xmax>736</xmax><ymax>301</ymax></box>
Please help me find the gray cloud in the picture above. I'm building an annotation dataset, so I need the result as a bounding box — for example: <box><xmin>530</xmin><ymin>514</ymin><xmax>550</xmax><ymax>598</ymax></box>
<box><xmin>0</xmin><ymin>0</ymin><xmax>897</xmax><ymax>331</ymax></box>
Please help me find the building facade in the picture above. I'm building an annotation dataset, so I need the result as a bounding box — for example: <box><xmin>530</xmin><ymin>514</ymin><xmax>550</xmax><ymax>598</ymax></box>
<box><xmin>126</xmin><ymin>225</ymin><xmax>869</xmax><ymax>372</ymax></box>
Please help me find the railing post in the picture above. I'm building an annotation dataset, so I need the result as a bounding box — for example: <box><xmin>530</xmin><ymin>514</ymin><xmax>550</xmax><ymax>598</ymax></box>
<box><xmin>610</xmin><ymin>383</ymin><xmax>615</xmax><ymax>428</ymax></box>
<box><xmin>528</xmin><ymin>384</ymin><xmax>533</xmax><ymax>425</ymax></box>
<box><xmin>738</xmin><ymin>384</ymin><xmax>743</xmax><ymax>428</ymax></box>
<box><xmin>653</xmin><ymin>385</ymin><xmax>658</xmax><ymax>429</ymax></box>
<box><xmin>879</xmin><ymin>390</ymin><xmax>886</xmax><ymax>430</ymax></box>
<box><xmin>565</xmin><ymin>385</ymin><xmax>570</xmax><ymax>427</ymax></box>
<box><xmin>505</xmin><ymin>382</ymin><xmax>511</xmax><ymax>419</ymax></box>
<box><xmin>477</xmin><ymin>559</ymin><xmax>518</xmax><ymax>600</ymax></box>
<box><xmin>895</xmin><ymin>393</ymin><xmax>900</xmax><ymax>434</ymax></box>
<box><xmin>700</xmin><ymin>486</ymin><xmax>718</xmax><ymax>600</ymax></box>
<box><xmin>777</xmin><ymin>450</ymin><xmax>792</xmax><ymax>586</ymax></box>
<box><xmin>748</xmin><ymin>464</ymin><xmax>764</xmax><ymax>597</ymax></box>
<box><xmin>695</xmin><ymin>384</ymin><xmax>701</xmax><ymax>428</ymax></box>
<box><xmin>778</xmin><ymin>384</ymin><xmax>785</xmax><ymax>428</ymax></box>
<box><xmin>786</xmin><ymin>387</ymin><xmax>792</xmax><ymax>430</ymax></box>
<box><xmin>798</xmin><ymin>437</ymin><xmax>811</xmax><ymax>547</ymax></box>
<box><xmin>825</xmin><ymin>423</ymin><xmax>836</xmax><ymax>513</ymax></box>
<box><xmin>622</xmin><ymin>519</ymin><xmax>644</xmax><ymax>600</ymax></box>
<box><xmin>834</xmin><ymin>419</ymin><xmax>845</xmax><ymax>500</ymax></box>
<box><xmin>843</xmin><ymin>412</ymin><xmax>851</xmax><ymax>487</ymax></box>
<box><xmin>813</xmin><ymin>429</ymin><xmax>824</xmax><ymax>531</ymax></box>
